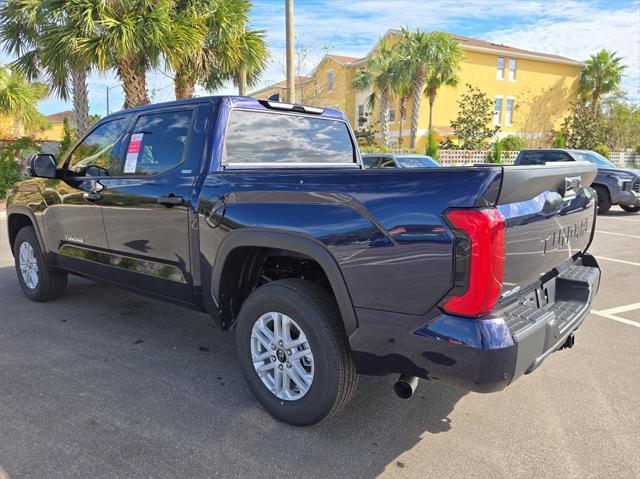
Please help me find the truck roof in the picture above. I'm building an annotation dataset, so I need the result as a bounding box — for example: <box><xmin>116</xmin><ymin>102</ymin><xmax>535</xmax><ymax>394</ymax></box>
<box><xmin>106</xmin><ymin>95</ymin><xmax>347</xmax><ymax>121</ymax></box>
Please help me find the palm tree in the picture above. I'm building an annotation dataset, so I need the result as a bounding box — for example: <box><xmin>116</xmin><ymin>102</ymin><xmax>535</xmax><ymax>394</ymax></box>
<box><xmin>0</xmin><ymin>66</ymin><xmax>49</xmax><ymax>135</ymax></box>
<box><xmin>168</xmin><ymin>0</ymin><xmax>268</xmax><ymax>99</ymax></box>
<box><xmin>68</xmin><ymin>0</ymin><xmax>202</xmax><ymax>108</ymax></box>
<box><xmin>352</xmin><ymin>40</ymin><xmax>400</xmax><ymax>147</ymax></box>
<box><xmin>580</xmin><ymin>49</ymin><xmax>626</xmax><ymax>115</ymax></box>
<box><xmin>396</xmin><ymin>29</ymin><xmax>463</xmax><ymax>149</ymax></box>
<box><xmin>0</xmin><ymin>0</ymin><xmax>92</xmax><ymax>133</ymax></box>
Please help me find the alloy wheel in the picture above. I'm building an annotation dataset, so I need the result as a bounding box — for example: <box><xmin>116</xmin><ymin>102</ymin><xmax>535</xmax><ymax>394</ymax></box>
<box><xmin>250</xmin><ymin>311</ymin><xmax>315</xmax><ymax>401</ymax></box>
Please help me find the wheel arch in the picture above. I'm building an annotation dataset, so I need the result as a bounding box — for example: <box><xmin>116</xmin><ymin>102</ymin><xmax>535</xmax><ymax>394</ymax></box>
<box><xmin>7</xmin><ymin>208</ymin><xmax>46</xmax><ymax>256</ymax></box>
<box><xmin>212</xmin><ymin>229</ymin><xmax>358</xmax><ymax>335</ymax></box>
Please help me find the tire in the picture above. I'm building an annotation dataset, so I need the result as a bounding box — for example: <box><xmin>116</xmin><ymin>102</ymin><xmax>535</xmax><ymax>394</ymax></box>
<box><xmin>620</xmin><ymin>205</ymin><xmax>640</xmax><ymax>213</ymax></box>
<box><xmin>593</xmin><ymin>185</ymin><xmax>611</xmax><ymax>214</ymax></box>
<box><xmin>14</xmin><ymin>226</ymin><xmax>67</xmax><ymax>302</ymax></box>
<box><xmin>235</xmin><ymin>278</ymin><xmax>357</xmax><ymax>426</ymax></box>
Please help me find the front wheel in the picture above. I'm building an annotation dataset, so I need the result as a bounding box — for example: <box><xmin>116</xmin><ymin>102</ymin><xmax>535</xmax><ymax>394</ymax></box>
<box><xmin>235</xmin><ymin>279</ymin><xmax>357</xmax><ymax>426</ymax></box>
<box><xmin>620</xmin><ymin>205</ymin><xmax>640</xmax><ymax>213</ymax></box>
<box><xmin>14</xmin><ymin>226</ymin><xmax>67</xmax><ymax>301</ymax></box>
<box><xmin>593</xmin><ymin>185</ymin><xmax>612</xmax><ymax>214</ymax></box>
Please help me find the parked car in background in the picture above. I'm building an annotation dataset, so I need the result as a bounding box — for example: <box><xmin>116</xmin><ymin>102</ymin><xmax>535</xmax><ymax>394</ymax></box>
<box><xmin>362</xmin><ymin>153</ymin><xmax>440</xmax><ymax>169</ymax></box>
<box><xmin>7</xmin><ymin>97</ymin><xmax>601</xmax><ymax>425</ymax></box>
<box><xmin>514</xmin><ymin>149</ymin><xmax>640</xmax><ymax>214</ymax></box>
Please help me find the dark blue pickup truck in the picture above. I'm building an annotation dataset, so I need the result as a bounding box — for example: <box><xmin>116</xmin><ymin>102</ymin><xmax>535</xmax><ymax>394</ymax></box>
<box><xmin>6</xmin><ymin>97</ymin><xmax>600</xmax><ymax>425</ymax></box>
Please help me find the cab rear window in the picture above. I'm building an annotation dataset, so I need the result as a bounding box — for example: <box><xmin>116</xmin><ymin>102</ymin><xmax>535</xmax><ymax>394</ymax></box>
<box><xmin>224</xmin><ymin>110</ymin><xmax>355</xmax><ymax>165</ymax></box>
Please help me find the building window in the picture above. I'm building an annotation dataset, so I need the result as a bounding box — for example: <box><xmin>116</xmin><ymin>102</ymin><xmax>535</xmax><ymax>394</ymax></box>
<box><xmin>357</xmin><ymin>104</ymin><xmax>366</xmax><ymax>126</ymax></box>
<box><xmin>388</xmin><ymin>106</ymin><xmax>396</xmax><ymax>122</ymax></box>
<box><xmin>327</xmin><ymin>70</ymin><xmax>334</xmax><ymax>92</ymax></box>
<box><xmin>505</xmin><ymin>98</ymin><xmax>514</xmax><ymax>126</ymax></box>
<box><xmin>508</xmin><ymin>58</ymin><xmax>517</xmax><ymax>81</ymax></box>
<box><xmin>496</xmin><ymin>57</ymin><xmax>505</xmax><ymax>80</ymax></box>
<box><xmin>493</xmin><ymin>97</ymin><xmax>503</xmax><ymax>125</ymax></box>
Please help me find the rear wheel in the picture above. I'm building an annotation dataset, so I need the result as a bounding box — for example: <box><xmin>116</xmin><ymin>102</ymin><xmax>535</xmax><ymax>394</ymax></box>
<box><xmin>14</xmin><ymin>226</ymin><xmax>67</xmax><ymax>301</ymax></box>
<box><xmin>620</xmin><ymin>205</ymin><xmax>640</xmax><ymax>213</ymax></box>
<box><xmin>235</xmin><ymin>278</ymin><xmax>357</xmax><ymax>426</ymax></box>
<box><xmin>593</xmin><ymin>185</ymin><xmax>611</xmax><ymax>214</ymax></box>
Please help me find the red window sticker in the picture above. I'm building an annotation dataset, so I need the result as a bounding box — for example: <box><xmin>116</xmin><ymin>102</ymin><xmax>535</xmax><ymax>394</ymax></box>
<box><xmin>124</xmin><ymin>133</ymin><xmax>144</xmax><ymax>173</ymax></box>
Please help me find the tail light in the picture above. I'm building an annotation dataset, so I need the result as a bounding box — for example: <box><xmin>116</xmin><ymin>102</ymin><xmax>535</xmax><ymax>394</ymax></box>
<box><xmin>443</xmin><ymin>208</ymin><xmax>505</xmax><ymax>317</ymax></box>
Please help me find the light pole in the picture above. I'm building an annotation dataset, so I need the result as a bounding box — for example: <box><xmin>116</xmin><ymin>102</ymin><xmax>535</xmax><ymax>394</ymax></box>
<box><xmin>105</xmin><ymin>84</ymin><xmax>122</xmax><ymax>115</ymax></box>
<box><xmin>285</xmin><ymin>0</ymin><xmax>295</xmax><ymax>103</ymax></box>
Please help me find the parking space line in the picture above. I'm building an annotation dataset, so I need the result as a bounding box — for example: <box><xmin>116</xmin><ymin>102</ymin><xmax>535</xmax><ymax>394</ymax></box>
<box><xmin>598</xmin><ymin>216</ymin><xmax>640</xmax><ymax>223</ymax></box>
<box><xmin>595</xmin><ymin>230</ymin><xmax>640</xmax><ymax>239</ymax></box>
<box><xmin>594</xmin><ymin>256</ymin><xmax>640</xmax><ymax>266</ymax></box>
<box><xmin>596</xmin><ymin>302</ymin><xmax>640</xmax><ymax>316</ymax></box>
<box><xmin>591</xmin><ymin>309</ymin><xmax>640</xmax><ymax>328</ymax></box>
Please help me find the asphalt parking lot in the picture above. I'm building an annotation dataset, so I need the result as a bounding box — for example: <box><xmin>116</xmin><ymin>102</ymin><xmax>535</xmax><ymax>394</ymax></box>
<box><xmin>0</xmin><ymin>208</ymin><xmax>638</xmax><ymax>479</ymax></box>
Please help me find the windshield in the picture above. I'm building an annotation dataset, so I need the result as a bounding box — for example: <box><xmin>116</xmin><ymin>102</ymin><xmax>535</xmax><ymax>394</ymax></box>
<box><xmin>395</xmin><ymin>156</ymin><xmax>440</xmax><ymax>168</ymax></box>
<box><xmin>573</xmin><ymin>151</ymin><xmax>616</xmax><ymax>168</ymax></box>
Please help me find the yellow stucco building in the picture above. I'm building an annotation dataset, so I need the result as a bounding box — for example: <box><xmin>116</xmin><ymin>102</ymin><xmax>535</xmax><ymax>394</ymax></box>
<box><xmin>251</xmin><ymin>29</ymin><xmax>582</xmax><ymax>149</ymax></box>
<box><xmin>0</xmin><ymin>110</ymin><xmax>72</xmax><ymax>141</ymax></box>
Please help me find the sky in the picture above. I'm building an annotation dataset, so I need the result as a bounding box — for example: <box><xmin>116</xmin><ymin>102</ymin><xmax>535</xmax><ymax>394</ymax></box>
<box><xmin>3</xmin><ymin>0</ymin><xmax>638</xmax><ymax>116</ymax></box>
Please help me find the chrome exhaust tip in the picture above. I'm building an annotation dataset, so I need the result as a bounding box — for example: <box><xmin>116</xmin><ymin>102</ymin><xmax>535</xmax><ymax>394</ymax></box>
<box><xmin>393</xmin><ymin>374</ymin><xmax>419</xmax><ymax>399</ymax></box>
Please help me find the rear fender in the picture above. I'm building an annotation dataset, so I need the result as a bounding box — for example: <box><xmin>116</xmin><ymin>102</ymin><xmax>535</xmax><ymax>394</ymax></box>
<box><xmin>212</xmin><ymin>229</ymin><xmax>357</xmax><ymax>335</ymax></box>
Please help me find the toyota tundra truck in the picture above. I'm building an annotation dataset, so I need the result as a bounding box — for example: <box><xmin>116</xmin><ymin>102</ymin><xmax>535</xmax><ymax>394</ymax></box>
<box><xmin>6</xmin><ymin>96</ymin><xmax>600</xmax><ymax>425</ymax></box>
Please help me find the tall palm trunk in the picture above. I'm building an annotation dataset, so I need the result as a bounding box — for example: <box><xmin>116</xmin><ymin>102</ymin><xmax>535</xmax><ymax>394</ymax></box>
<box><xmin>398</xmin><ymin>96</ymin><xmax>407</xmax><ymax>148</ymax></box>
<box><xmin>238</xmin><ymin>64</ymin><xmax>247</xmax><ymax>96</ymax></box>
<box><xmin>379</xmin><ymin>90</ymin><xmax>390</xmax><ymax>147</ymax></box>
<box><xmin>427</xmin><ymin>86</ymin><xmax>437</xmax><ymax>135</ymax></box>
<box><xmin>591</xmin><ymin>85</ymin><xmax>601</xmax><ymax>115</ymax></box>
<box><xmin>117</xmin><ymin>55</ymin><xmax>150</xmax><ymax>108</ymax></box>
<box><xmin>174</xmin><ymin>68</ymin><xmax>196</xmax><ymax>100</ymax></box>
<box><xmin>72</xmin><ymin>67</ymin><xmax>90</xmax><ymax>134</ymax></box>
<box><xmin>409</xmin><ymin>76</ymin><xmax>423</xmax><ymax>150</ymax></box>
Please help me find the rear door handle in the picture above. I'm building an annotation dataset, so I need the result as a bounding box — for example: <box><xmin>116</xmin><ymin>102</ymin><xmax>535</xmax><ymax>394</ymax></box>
<box><xmin>157</xmin><ymin>193</ymin><xmax>184</xmax><ymax>207</ymax></box>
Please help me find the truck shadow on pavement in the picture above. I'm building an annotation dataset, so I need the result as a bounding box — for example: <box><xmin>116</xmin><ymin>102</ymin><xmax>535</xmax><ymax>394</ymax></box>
<box><xmin>0</xmin><ymin>268</ymin><xmax>468</xmax><ymax>479</ymax></box>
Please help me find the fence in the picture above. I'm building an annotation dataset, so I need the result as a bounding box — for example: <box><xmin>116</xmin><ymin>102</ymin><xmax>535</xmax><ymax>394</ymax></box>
<box><xmin>437</xmin><ymin>149</ymin><xmax>638</xmax><ymax>168</ymax></box>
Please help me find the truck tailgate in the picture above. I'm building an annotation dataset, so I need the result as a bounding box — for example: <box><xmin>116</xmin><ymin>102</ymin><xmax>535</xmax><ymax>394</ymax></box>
<box><xmin>496</xmin><ymin>162</ymin><xmax>597</xmax><ymax>298</ymax></box>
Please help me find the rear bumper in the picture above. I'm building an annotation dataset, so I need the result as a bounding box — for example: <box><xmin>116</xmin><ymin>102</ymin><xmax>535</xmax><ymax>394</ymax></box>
<box><xmin>349</xmin><ymin>254</ymin><xmax>600</xmax><ymax>392</ymax></box>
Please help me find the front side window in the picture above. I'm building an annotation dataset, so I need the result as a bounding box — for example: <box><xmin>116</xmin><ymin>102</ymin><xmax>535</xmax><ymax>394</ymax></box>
<box><xmin>224</xmin><ymin>110</ymin><xmax>355</xmax><ymax>165</ymax></box>
<box><xmin>508</xmin><ymin>58</ymin><xmax>517</xmax><ymax>80</ymax></box>
<box><xmin>496</xmin><ymin>57</ymin><xmax>505</xmax><ymax>80</ymax></box>
<box><xmin>67</xmin><ymin>118</ymin><xmax>128</xmax><ymax>174</ymax></box>
<box><xmin>493</xmin><ymin>97</ymin><xmax>503</xmax><ymax>125</ymax></box>
<box><xmin>505</xmin><ymin>98</ymin><xmax>514</xmax><ymax>126</ymax></box>
<box><xmin>119</xmin><ymin>110</ymin><xmax>193</xmax><ymax>176</ymax></box>
<box><xmin>327</xmin><ymin>70</ymin><xmax>334</xmax><ymax>92</ymax></box>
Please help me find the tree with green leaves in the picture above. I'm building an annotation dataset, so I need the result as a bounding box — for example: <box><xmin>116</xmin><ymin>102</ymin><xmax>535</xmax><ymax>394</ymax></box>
<box><xmin>65</xmin><ymin>0</ymin><xmax>203</xmax><ymax>108</ymax></box>
<box><xmin>0</xmin><ymin>0</ymin><xmax>92</xmax><ymax>134</ymax></box>
<box><xmin>561</xmin><ymin>101</ymin><xmax>606</xmax><ymax>149</ymax></box>
<box><xmin>395</xmin><ymin>29</ymin><xmax>463</xmax><ymax>149</ymax></box>
<box><xmin>448</xmin><ymin>84</ymin><xmax>499</xmax><ymax>150</ymax></box>
<box><xmin>0</xmin><ymin>66</ymin><xmax>48</xmax><ymax>135</ymax></box>
<box><xmin>352</xmin><ymin>39</ymin><xmax>401</xmax><ymax>147</ymax></box>
<box><xmin>579</xmin><ymin>49</ymin><xmax>626</xmax><ymax>115</ymax></box>
<box><xmin>168</xmin><ymin>0</ymin><xmax>267</xmax><ymax>99</ymax></box>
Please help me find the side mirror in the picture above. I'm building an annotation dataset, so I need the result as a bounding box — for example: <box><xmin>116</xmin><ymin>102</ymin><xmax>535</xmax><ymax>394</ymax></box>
<box><xmin>28</xmin><ymin>153</ymin><xmax>57</xmax><ymax>179</ymax></box>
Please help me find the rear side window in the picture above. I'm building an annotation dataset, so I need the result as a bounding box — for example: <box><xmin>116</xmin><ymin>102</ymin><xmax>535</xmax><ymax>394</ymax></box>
<box><xmin>119</xmin><ymin>110</ymin><xmax>193</xmax><ymax>176</ymax></box>
<box><xmin>224</xmin><ymin>110</ymin><xmax>355</xmax><ymax>165</ymax></box>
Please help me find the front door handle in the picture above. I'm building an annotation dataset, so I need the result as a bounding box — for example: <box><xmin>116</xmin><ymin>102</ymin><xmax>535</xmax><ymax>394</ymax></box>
<box><xmin>83</xmin><ymin>191</ymin><xmax>102</xmax><ymax>202</ymax></box>
<box><xmin>157</xmin><ymin>193</ymin><xmax>184</xmax><ymax>207</ymax></box>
